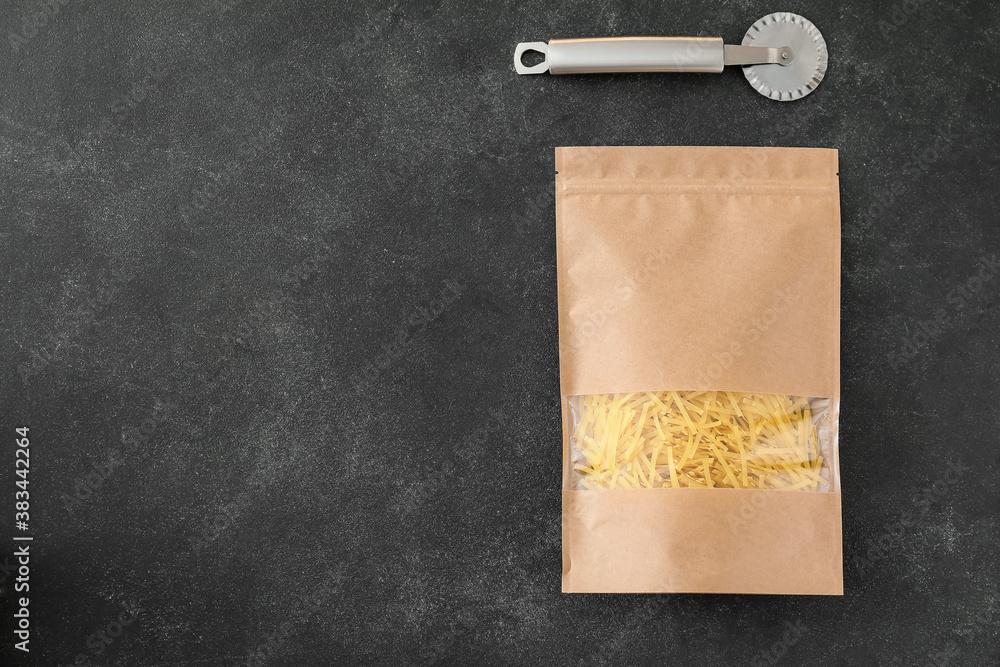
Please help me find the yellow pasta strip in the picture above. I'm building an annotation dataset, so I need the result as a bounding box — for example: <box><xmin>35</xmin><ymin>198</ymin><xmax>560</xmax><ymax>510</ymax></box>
<box><xmin>710</xmin><ymin>442</ymin><xmax>741</xmax><ymax>488</ymax></box>
<box><xmin>649</xmin><ymin>442</ymin><xmax>661</xmax><ymax>487</ymax></box>
<box><xmin>666</xmin><ymin>447</ymin><xmax>679</xmax><ymax>488</ymax></box>
<box><xmin>624</xmin><ymin>402</ymin><xmax>650</xmax><ymax>461</ymax></box>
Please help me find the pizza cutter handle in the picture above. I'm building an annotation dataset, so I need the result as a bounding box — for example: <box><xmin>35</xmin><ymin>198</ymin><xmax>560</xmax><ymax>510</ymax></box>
<box><xmin>514</xmin><ymin>37</ymin><xmax>725</xmax><ymax>75</ymax></box>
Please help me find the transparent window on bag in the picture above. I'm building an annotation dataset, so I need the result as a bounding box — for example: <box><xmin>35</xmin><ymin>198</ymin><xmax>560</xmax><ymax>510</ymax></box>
<box><xmin>567</xmin><ymin>391</ymin><xmax>839</xmax><ymax>492</ymax></box>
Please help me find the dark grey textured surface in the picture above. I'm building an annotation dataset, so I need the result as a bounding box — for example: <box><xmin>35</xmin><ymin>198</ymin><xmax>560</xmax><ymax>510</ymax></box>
<box><xmin>1</xmin><ymin>0</ymin><xmax>999</xmax><ymax>665</ymax></box>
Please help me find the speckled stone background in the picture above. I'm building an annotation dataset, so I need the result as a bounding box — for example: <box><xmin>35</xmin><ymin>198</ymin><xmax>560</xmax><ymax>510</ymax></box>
<box><xmin>1</xmin><ymin>0</ymin><xmax>998</xmax><ymax>665</ymax></box>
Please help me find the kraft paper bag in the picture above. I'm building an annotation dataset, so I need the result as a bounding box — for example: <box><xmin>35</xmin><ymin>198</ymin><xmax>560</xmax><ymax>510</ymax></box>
<box><xmin>557</xmin><ymin>146</ymin><xmax>842</xmax><ymax>595</ymax></box>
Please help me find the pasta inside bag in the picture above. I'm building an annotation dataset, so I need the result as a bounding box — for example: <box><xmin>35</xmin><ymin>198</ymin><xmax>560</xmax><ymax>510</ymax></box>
<box><xmin>556</xmin><ymin>147</ymin><xmax>842</xmax><ymax>595</ymax></box>
<box><xmin>569</xmin><ymin>392</ymin><xmax>837</xmax><ymax>492</ymax></box>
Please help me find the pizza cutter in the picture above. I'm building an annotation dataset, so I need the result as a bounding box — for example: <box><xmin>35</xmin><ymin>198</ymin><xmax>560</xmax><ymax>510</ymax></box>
<box><xmin>513</xmin><ymin>12</ymin><xmax>827</xmax><ymax>101</ymax></box>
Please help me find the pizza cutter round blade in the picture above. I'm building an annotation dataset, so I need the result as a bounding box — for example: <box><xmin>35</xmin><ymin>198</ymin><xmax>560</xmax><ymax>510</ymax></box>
<box><xmin>740</xmin><ymin>13</ymin><xmax>827</xmax><ymax>101</ymax></box>
<box><xmin>513</xmin><ymin>12</ymin><xmax>828</xmax><ymax>102</ymax></box>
